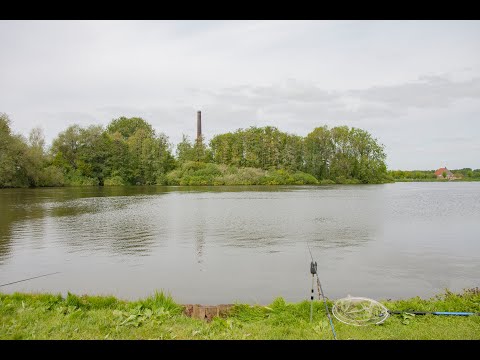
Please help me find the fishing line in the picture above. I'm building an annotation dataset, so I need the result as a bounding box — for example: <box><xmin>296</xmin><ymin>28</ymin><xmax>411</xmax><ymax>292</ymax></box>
<box><xmin>0</xmin><ymin>272</ymin><xmax>61</xmax><ymax>288</ymax></box>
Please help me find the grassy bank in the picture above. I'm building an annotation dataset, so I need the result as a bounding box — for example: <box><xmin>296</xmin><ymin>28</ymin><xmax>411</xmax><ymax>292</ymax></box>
<box><xmin>1</xmin><ymin>289</ymin><xmax>479</xmax><ymax>340</ymax></box>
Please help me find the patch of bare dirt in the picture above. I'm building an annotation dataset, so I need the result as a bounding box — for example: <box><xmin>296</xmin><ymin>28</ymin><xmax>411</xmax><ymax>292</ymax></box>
<box><xmin>183</xmin><ymin>304</ymin><xmax>233</xmax><ymax>321</ymax></box>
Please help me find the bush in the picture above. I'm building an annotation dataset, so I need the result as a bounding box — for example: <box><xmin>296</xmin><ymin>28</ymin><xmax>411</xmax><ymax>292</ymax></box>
<box><xmin>166</xmin><ymin>163</ymin><xmax>268</xmax><ymax>186</ymax></box>
<box><xmin>226</xmin><ymin>168</ymin><xmax>265</xmax><ymax>185</ymax></box>
<box><xmin>165</xmin><ymin>169</ymin><xmax>182</xmax><ymax>185</ymax></box>
<box><xmin>38</xmin><ymin>165</ymin><xmax>65</xmax><ymax>187</ymax></box>
<box><xmin>259</xmin><ymin>170</ymin><xmax>317</xmax><ymax>185</ymax></box>
<box><xmin>194</xmin><ymin>163</ymin><xmax>222</xmax><ymax>178</ymax></box>
<box><xmin>261</xmin><ymin>169</ymin><xmax>291</xmax><ymax>185</ymax></box>
<box><xmin>155</xmin><ymin>173</ymin><xmax>168</xmax><ymax>185</ymax></box>
<box><xmin>65</xmin><ymin>170</ymin><xmax>99</xmax><ymax>186</ymax></box>
<box><xmin>345</xmin><ymin>178</ymin><xmax>361</xmax><ymax>184</ymax></box>
<box><xmin>104</xmin><ymin>176</ymin><xmax>126</xmax><ymax>186</ymax></box>
<box><xmin>181</xmin><ymin>161</ymin><xmax>207</xmax><ymax>174</ymax></box>
<box><xmin>165</xmin><ymin>163</ymin><xmax>322</xmax><ymax>186</ymax></box>
<box><xmin>291</xmin><ymin>172</ymin><xmax>318</xmax><ymax>185</ymax></box>
<box><xmin>186</xmin><ymin>175</ymin><xmax>212</xmax><ymax>186</ymax></box>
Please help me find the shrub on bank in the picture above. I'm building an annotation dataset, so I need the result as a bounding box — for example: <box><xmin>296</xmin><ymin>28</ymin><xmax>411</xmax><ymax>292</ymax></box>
<box><xmin>104</xmin><ymin>176</ymin><xmax>126</xmax><ymax>186</ymax></box>
<box><xmin>37</xmin><ymin>166</ymin><xmax>65</xmax><ymax>187</ymax></box>
<box><xmin>65</xmin><ymin>170</ymin><xmax>99</xmax><ymax>186</ymax></box>
<box><xmin>163</xmin><ymin>162</ymin><xmax>319</xmax><ymax>186</ymax></box>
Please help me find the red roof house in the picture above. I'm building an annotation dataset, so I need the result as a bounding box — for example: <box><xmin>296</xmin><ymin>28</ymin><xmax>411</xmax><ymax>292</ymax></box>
<box><xmin>434</xmin><ymin>167</ymin><xmax>454</xmax><ymax>179</ymax></box>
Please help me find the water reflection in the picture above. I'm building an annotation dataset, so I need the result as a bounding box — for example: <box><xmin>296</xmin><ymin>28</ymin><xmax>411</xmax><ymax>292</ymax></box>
<box><xmin>50</xmin><ymin>195</ymin><xmax>169</xmax><ymax>256</ymax></box>
<box><xmin>0</xmin><ymin>198</ymin><xmax>15</xmax><ymax>263</ymax></box>
<box><xmin>194</xmin><ymin>220</ymin><xmax>206</xmax><ymax>265</ymax></box>
<box><xmin>0</xmin><ymin>189</ymin><xmax>47</xmax><ymax>264</ymax></box>
<box><xmin>0</xmin><ymin>185</ymin><xmax>382</xmax><ymax>265</ymax></box>
<box><xmin>0</xmin><ymin>183</ymin><xmax>479</xmax><ymax>303</ymax></box>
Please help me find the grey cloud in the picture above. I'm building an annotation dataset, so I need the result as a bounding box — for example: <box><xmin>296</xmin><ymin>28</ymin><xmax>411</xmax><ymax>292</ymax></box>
<box><xmin>215</xmin><ymin>80</ymin><xmax>336</xmax><ymax>107</ymax></box>
<box><xmin>192</xmin><ymin>79</ymin><xmax>409</xmax><ymax>131</ymax></box>
<box><xmin>349</xmin><ymin>76</ymin><xmax>480</xmax><ymax>109</ymax></box>
<box><xmin>431</xmin><ymin>136</ymin><xmax>475</xmax><ymax>143</ymax></box>
<box><xmin>192</xmin><ymin>75</ymin><xmax>480</xmax><ymax>133</ymax></box>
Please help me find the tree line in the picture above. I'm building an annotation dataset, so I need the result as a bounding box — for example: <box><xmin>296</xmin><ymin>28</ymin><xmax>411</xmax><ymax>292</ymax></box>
<box><xmin>1</xmin><ymin>113</ymin><xmax>391</xmax><ymax>188</ymax></box>
<box><xmin>388</xmin><ymin>169</ymin><xmax>480</xmax><ymax>181</ymax></box>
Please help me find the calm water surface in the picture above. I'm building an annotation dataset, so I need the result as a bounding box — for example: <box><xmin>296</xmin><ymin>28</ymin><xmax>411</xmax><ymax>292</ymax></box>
<box><xmin>0</xmin><ymin>183</ymin><xmax>479</xmax><ymax>304</ymax></box>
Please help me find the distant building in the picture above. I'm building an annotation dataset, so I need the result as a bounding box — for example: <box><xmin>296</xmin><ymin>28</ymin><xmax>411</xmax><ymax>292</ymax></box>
<box><xmin>197</xmin><ymin>110</ymin><xmax>202</xmax><ymax>142</ymax></box>
<box><xmin>434</xmin><ymin>167</ymin><xmax>455</xmax><ymax>180</ymax></box>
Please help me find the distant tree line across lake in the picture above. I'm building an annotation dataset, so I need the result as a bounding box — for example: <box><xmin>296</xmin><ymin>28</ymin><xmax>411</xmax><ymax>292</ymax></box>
<box><xmin>0</xmin><ymin>113</ymin><xmax>476</xmax><ymax>188</ymax></box>
<box><xmin>387</xmin><ymin>169</ymin><xmax>480</xmax><ymax>181</ymax></box>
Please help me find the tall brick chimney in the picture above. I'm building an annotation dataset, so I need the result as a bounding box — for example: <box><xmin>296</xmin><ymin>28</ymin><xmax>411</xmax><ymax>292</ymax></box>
<box><xmin>197</xmin><ymin>111</ymin><xmax>202</xmax><ymax>141</ymax></box>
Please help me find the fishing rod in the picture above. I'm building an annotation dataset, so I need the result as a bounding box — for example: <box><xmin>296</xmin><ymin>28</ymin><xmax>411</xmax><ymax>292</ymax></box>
<box><xmin>307</xmin><ymin>243</ymin><xmax>337</xmax><ymax>340</ymax></box>
<box><xmin>0</xmin><ymin>272</ymin><xmax>60</xmax><ymax>288</ymax></box>
<box><xmin>388</xmin><ymin>310</ymin><xmax>480</xmax><ymax>316</ymax></box>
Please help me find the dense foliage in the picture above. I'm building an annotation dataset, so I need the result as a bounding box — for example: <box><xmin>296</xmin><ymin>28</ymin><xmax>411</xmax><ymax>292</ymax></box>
<box><xmin>178</xmin><ymin>125</ymin><xmax>389</xmax><ymax>184</ymax></box>
<box><xmin>164</xmin><ymin>161</ymin><xmax>319</xmax><ymax>186</ymax></box>
<box><xmin>1</xmin><ymin>113</ymin><xmax>392</xmax><ymax>187</ymax></box>
<box><xmin>1</xmin><ymin>114</ymin><xmax>175</xmax><ymax>187</ymax></box>
<box><xmin>0</xmin><ymin>113</ymin><xmax>63</xmax><ymax>188</ymax></box>
<box><xmin>208</xmin><ymin>125</ymin><xmax>388</xmax><ymax>184</ymax></box>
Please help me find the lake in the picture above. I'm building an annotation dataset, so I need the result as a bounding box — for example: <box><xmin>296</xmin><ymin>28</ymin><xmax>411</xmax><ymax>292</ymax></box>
<box><xmin>0</xmin><ymin>183</ymin><xmax>479</xmax><ymax>304</ymax></box>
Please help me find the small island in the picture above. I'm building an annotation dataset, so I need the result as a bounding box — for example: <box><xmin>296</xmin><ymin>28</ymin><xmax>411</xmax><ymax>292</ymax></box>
<box><xmin>1</xmin><ymin>112</ymin><xmax>389</xmax><ymax>188</ymax></box>
<box><xmin>1</xmin><ymin>112</ymin><xmax>479</xmax><ymax>189</ymax></box>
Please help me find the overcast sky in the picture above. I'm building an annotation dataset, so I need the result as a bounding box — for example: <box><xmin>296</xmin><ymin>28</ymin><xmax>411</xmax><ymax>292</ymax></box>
<box><xmin>1</xmin><ymin>20</ymin><xmax>479</xmax><ymax>170</ymax></box>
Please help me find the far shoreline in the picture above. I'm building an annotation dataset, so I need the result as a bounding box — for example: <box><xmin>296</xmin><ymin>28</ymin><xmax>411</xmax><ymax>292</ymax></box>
<box><xmin>2</xmin><ymin>178</ymin><xmax>480</xmax><ymax>190</ymax></box>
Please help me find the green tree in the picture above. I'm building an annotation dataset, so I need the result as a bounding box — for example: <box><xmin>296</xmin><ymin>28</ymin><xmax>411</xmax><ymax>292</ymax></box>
<box><xmin>176</xmin><ymin>135</ymin><xmax>195</xmax><ymax>164</ymax></box>
<box><xmin>51</xmin><ymin>125</ymin><xmax>82</xmax><ymax>172</ymax></box>
<box><xmin>0</xmin><ymin>113</ymin><xmax>29</xmax><ymax>187</ymax></box>
<box><xmin>304</xmin><ymin>126</ymin><xmax>333</xmax><ymax>180</ymax></box>
<box><xmin>0</xmin><ymin>114</ymin><xmax>46</xmax><ymax>187</ymax></box>
<box><xmin>106</xmin><ymin>117</ymin><xmax>154</xmax><ymax>140</ymax></box>
<box><xmin>2</xmin><ymin>112</ymin><xmax>391</xmax><ymax>187</ymax></box>
<box><xmin>105</xmin><ymin>117</ymin><xmax>175</xmax><ymax>185</ymax></box>
<box><xmin>25</xmin><ymin>127</ymin><xmax>47</xmax><ymax>186</ymax></box>
<box><xmin>76</xmin><ymin>125</ymin><xmax>111</xmax><ymax>185</ymax></box>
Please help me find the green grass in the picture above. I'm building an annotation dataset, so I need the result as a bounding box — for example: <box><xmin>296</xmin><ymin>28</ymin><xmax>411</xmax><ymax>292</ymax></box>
<box><xmin>1</xmin><ymin>289</ymin><xmax>479</xmax><ymax>340</ymax></box>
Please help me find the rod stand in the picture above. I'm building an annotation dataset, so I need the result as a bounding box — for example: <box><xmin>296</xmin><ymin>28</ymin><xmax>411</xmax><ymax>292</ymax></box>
<box><xmin>309</xmin><ymin>261</ymin><xmax>317</xmax><ymax>323</ymax></box>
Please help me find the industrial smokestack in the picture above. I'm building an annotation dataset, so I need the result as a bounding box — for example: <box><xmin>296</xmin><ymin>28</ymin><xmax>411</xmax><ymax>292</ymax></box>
<box><xmin>197</xmin><ymin>111</ymin><xmax>202</xmax><ymax>141</ymax></box>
